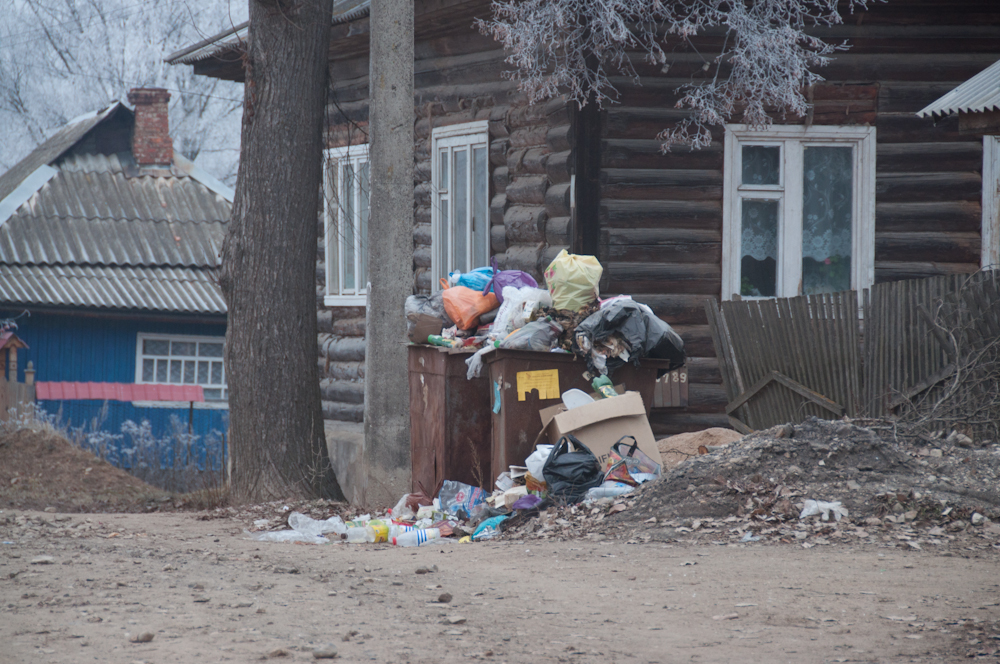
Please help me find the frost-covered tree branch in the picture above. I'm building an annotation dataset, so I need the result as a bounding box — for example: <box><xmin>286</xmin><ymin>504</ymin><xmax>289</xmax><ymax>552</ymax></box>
<box><xmin>478</xmin><ymin>0</ymin><xmax>876</xmax><ymax>150</ymax></box>
<box><xmin>0</xmin><ymin>0</ymin><xmax>246</xmax><ymax>183</ymax></box>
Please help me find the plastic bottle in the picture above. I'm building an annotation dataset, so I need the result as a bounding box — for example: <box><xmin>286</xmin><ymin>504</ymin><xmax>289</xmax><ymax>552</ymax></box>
<box><xmin>388</xmin><ymin>523</ymin><xmax>416</xmax><ymax>539</ymax></box>
<box><xmin>427</xmin><ymin>335</ymin><xmax>461</xmax><ymax>348</ymax></box>
<box><xmin>392</xmin><ymin>528</ymin><xmax>441</xmax><ymax>547</ymax></box>
<box><xmin>345</xmin><ymin>526</ymin><xmax>372</xmax><ymax>544</ymax></box>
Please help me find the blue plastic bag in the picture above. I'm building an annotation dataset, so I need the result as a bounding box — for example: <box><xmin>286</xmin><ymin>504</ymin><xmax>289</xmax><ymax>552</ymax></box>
<box><xmin>449</xmin><ymin>267</ymin><xmax>495</xmax><ymax>292</ymax></box>
<box><xmin>472</xmin><ymin>515</ymin><xmax>509</xmax><ymax>541</ymax></box>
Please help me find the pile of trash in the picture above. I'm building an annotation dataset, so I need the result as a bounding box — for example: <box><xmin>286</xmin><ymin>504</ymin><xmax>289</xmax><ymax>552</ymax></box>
<box><xmin>403</xmin><ymin>250</ymin><xmax>684</xmax><ymax>381</ymax></box>
<box><xmin>249</xmin><ymin>432</ymin><xmax>664</xmax><ymax>547</ymax></box>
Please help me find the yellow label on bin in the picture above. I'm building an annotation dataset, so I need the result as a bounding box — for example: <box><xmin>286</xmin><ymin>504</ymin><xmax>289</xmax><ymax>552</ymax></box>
<box><xmin>516</xmin><ymin>369</ymin><xmax>560</xmax><ymax>401</ymax></box>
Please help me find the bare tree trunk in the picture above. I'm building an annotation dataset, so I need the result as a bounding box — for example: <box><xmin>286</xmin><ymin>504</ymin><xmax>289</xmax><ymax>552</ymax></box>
<box><xmin>220</xmin><ymin>0</ymin><xmax>343</xmax><ymax>503</ymax></box>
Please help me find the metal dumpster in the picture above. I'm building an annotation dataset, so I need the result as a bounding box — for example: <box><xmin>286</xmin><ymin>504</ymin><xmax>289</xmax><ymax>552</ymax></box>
<box><xmin>484</xmin><ymin>348</ymin><xmax>672</xmax><ymax>479</ymax></box>
<box><xmin>408</xmin><ymin>345</ymin><xmax>492</xmax><ymax>494</ymax></box>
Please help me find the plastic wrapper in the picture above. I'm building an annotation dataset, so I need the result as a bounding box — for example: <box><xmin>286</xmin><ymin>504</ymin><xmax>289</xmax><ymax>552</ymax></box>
<box><xmin>472</xmin><ymin>515</ymin><xmax>509</xmax><ymax>541</ymax></box>
<box><xmin>582</xmin><ymin>482</ymin><xmax>635</xmax><ymax>501</ymax></box>
<box><xmin>499</xmin><ymin>319</ymin><xmax>563</xmax><ymax>352</ymax></box>
<box><xmin>438</xmin><ymin>480</ymin><xmax>487</xmax><ymax>518</ymax></box>
<box><xmin>573</xmin><ymin>299</ymin><xmax>685</xmax><ymax>377</ymax></box>
<box><xmin>442</xmin><ymin>286</ymin><xmax>499</xmax><ymax>330</ymax></box>
<box><xmin>448</xmin><ymin>266</ymin><xmax>495</xmax><ymax>291</ymax></box>
<box><xmin>245</xmin><ymin>529</ymin><xmax>329</xmax><ymax>544</ymax></box>
<box><xmin>543</xmin><ymin>249</ymin><xmax>603</xmax><ymax>312</ymax></box>
<box><xmin>603</xmin><ymin>436</ymin><xmax>662</xmax><ymax>486</ymax></box>
<box><xmin>405</xmin><ymin>292</ymin><xmax>453</xmax><ymax>337</ymax></box>
<box><xmin>491</xmin><ymin>286</ymin><xmax>552</xmax><ymax>339</ymax></box>
<box><xmin>799</xmin><ymin>499</ymin><xmax>849</xmax><ymax>522</ymax></box>
<box><xmin>287</xmin><ymin>512</ymin><xmax>348</xmax><ymax>537</ymax></box>
<box><xmin>480</xmin><ymin>257</ymin><xmax>538</xmax><ymax>304</ymax></box>
<box><xmin>465</xmin><ymin>344</ymin><xmax>494</xmax><ymax>380</ymax></box>
<box><xmin>524</xmin><ymin>444</ymin><xmax>554</xmax><ymax>480</ymax></box>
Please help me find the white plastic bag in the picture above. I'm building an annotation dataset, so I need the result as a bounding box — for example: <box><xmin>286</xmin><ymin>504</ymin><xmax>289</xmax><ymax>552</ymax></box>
<box><xmin>798</xmin><ymin>499</ymin><xmax>849</xmax><ymax>522</ymax></box>
<box><xmin>491</xmin><ymin>286</ymin><xmax>552</xmax><ymax>339</ymax></box>
<box><xmin>245</xmin><ymin>529</ymin><xmax>329</xmax><ymax>544</ymax></box>
<box><xmin>465</xmin><ymin>344</ymin><xmax>494</xmax><ymax>380</ymax></box>
<box><xmin>582</xmin><ymin>481</ymin><xmax>635</xmax><ymax>502</ymax></box>
<box><xmin>524</xmin><ymin>444</ymin><xmax>555</xmax><ymax>480</ymax></box>
<box><xmin>287</xmin><ymin>512</ymin><xmax>348</xmax><ymax>537</ymax></box>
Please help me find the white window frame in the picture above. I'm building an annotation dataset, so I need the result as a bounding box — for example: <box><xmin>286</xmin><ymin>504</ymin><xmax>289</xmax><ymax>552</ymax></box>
<box><xmin>323</xmin><ymin>144</ymin><xmax>369</xmax><ymax>306</ymax></box>
<box><xmin>983</xmin><ymin>135</ymin><xmax>1000</xmax><ymax>270</ymax></box>
<box><xmin>431</xmin><ymin>120</ymin><xmax>491</xmax><ymax>291</ymax></box>
<box><xmin>722</xmin><ymin>124</ymin><xmax>876</xmax><ymax>300</ymax></box>
<box><xmin>134</xmin><ymin>332</ymin><xmax>228</xmax><ymax>409</ymax></box>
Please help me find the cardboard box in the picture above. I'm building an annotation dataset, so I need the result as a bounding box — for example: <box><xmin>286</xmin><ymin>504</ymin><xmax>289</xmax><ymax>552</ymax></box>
<box><xmin>408</xmin><ymin>314</ymin><xmax>444</xmax><ymax>343</ymax></box>
<box><xmin>534</xmin><ymin>391</ymin><xmax>661</xmax><ymax>471</ymax></box>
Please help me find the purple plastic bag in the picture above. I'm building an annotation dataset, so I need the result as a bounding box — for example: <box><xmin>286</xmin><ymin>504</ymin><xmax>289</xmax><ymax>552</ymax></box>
<box><xmin>482</xmin><ymin>256</ymin><xmax>538</xmax><ymax>304</ymax></box>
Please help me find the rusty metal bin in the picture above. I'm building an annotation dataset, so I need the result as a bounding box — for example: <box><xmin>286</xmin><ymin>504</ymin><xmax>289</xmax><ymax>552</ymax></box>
<box><xmin>408</xmin><ymin>345</ymin><xmax>492</xmax><ymax>494</ymax></box>
<box><xmin>484</xmin><ymin>348</ymin><xmax>672</xmax><ymax>478</ymax></box>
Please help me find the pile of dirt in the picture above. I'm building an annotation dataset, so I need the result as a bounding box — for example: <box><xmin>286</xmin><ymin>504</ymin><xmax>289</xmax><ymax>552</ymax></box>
<box><xmin>0</xmin><ymin>428</ymin><xmax>171</xmax><ymax>512</ymax></box>
<box><xmin>500</xmin><ymin>417</ymin><xmax>1000</xmax><ymax>551</ymax></box>
<box><xmin>625</xmin><ymin>417</ymin><xmax>1000</xmax><ymax>524</ymax></box>
<box><xmin>657</xmin><ymin>427</ymin><xmax>743</xmax><ymax>470</ymax></box>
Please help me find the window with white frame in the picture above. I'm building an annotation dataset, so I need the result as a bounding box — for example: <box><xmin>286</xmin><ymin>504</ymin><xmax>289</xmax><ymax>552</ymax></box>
<box><xmin>432</xmin><ymin>121</ymin><xmax>490</xmax><ymax>287</ymax></box>
<box><xmin>136</xmin><ymin>334</ymin><xmax>227</xmax><ymax>402</ymax></box>
<box><xmin>722</xmin><ymin>125</ymin><xmax>876</xmax><ymax>300</ymax></box>
<box><xmin>323</xmin><ymin>144</ymin><xmax>369</xmax><ymax>306</ymax></box>
<box><xmin>982</xmin><ymin>135</ymin><xmax>1000</xmax><ymax>270</ymax></box>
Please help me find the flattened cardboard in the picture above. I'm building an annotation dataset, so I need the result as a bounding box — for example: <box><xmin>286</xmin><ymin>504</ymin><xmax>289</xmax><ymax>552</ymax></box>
<box><xmin>408</xmin><ymin>314</ymin><xmax>443</xmax><ymax>343</ymax></box>
<box><xmin>534</xmin><ymin>391</ymin><xmax>661</xmax><ymax>471</ymax></box>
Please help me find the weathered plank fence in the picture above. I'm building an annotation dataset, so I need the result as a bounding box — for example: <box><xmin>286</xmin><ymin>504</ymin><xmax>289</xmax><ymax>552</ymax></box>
<box><xmin>708</xmin><ymin>271</ymin><xmax>1000</xmax><ymax>434</ymax></box>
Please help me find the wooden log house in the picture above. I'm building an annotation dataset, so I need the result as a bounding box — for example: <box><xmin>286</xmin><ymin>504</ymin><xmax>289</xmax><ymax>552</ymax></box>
<box><xmin>169</xmin><ymin>0</ymin><xmax>1000</xmax><ymax>454</ymax></box>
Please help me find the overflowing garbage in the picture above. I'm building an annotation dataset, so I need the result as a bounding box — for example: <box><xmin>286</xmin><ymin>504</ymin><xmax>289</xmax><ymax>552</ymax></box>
<box><xmin>403</xmin><ymin>251</ymin><xmax>685</xmax><ymax>381</ymax></box>
<box><xmin>250</xmin><ymin>385</ymin><xmax>665</xmax><ymax>547</ymax></box>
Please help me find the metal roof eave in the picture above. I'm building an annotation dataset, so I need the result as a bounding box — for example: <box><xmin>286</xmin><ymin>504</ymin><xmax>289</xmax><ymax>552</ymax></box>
<box><xmin>917</xmin><ymin>57</ymin><xmax>1000</xmax><ymax>119</ymax></box>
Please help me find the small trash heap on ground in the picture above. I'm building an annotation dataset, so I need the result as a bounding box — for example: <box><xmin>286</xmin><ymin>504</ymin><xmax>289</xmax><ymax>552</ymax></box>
<box><xmin>248</xmin><ymin>431</ymin><xmax>665</xmax><ymax>547</ymax></box>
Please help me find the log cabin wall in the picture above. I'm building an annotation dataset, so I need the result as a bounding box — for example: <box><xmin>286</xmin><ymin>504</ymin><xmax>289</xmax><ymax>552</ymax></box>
<box><xmin>312</xmin><ymin>0</ymin><xmax>1000</xmax><ymax>436</ymax></box>
<box><xmin>316</xmin><ymin>0</ymin><xmax>574</xmax><ymax>428</ymax></box>
<box><xmin>600</xmin><ymin>0</ymin><xmax>1000</xmax><ymax>436</ymax></box>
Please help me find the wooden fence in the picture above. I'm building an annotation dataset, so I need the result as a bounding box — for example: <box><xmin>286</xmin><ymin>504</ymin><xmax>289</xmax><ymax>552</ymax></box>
<box><xmin>707</xmin><ymin>272</ymin><xmax>1000</xmax><ymax>433</ymax></box>
<box><xmin>0</xmin><ymin>377</ymin><xmax>36</xmax><ymax>421</ymax></box>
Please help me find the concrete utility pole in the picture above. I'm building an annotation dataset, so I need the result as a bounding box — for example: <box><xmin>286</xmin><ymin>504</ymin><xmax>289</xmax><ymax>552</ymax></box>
<box><xmin>364</xmin><ymin>0</ymin><xmax>414</xmax><ymax>507</ymax></box>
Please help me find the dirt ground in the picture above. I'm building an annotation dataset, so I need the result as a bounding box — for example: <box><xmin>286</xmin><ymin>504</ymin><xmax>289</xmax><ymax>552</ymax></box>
<box><xmin>3</xmin><ymin>509</ymin><xmax>1000</xmax><ymax>664</ymax></box>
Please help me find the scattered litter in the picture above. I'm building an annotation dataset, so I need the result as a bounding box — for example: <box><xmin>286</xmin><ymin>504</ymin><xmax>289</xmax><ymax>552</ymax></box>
<box><xmin>799</xmin><ymin>500</ymin><xmax>849</xmax><ymax>522</ymax></box>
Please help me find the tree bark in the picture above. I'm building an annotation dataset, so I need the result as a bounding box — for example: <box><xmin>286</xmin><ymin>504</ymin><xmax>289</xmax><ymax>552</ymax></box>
<box><xmin>220</xmin><ymin>0</ymin><xmax>343</xmax><ymax>503</ymax></box>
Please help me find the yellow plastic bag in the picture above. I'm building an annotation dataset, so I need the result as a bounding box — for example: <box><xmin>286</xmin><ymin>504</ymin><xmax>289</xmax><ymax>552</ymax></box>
<box><xmin>543</xmin><ymin>249</ymin><xmax>603</xmax><ymax>311</ymax></box>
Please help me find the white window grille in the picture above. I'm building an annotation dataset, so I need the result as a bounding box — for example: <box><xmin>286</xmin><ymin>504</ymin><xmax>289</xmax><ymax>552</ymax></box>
<box><xmin>135</xmin><ymin>333</ymin><xmax>227</xmax><ymax>402</ymax></box>
<box><xmin>722</xmin><ymin>125</ymin><xmax>876</xmax><ymax>300</ymax></box>
<box><xmin>431</xmin><ymin>121</ymin><xmax>490</xmax><ymax>288</ymax></box>
<box><xmin>323</xmin><ymin>144</ymin><xmax>369</xmax><ymax>306</ymax></box>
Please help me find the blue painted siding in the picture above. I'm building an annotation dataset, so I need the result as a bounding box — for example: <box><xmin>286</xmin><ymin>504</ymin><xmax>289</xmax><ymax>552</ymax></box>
<box><xmin>39</xmin><ymin>399</ymin><xmax>228</xmax><ymax>470</ymax></box>
<box><xmin>0</xmin><ymin>311</ymin><xmax>225</xmax><ymax>384</ymax></box>
<box><xmin>0</xmin><ymin>310</ymin><xmax>228</xmax><ymax>470</ymax></box>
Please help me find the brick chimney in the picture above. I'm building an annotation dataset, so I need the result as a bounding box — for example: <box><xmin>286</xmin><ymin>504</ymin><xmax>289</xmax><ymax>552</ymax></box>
<box><xmin>127</xmin><ymin>88</ymin><xmax>172</xmax><ymax>166</ymax></box>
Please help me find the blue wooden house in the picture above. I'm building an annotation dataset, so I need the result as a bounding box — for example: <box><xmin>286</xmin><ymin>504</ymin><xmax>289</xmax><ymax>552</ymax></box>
<box><xmin>0</xmin><ymin>88</ymin><xmax>231</xmax><ymax>463</ymax></box>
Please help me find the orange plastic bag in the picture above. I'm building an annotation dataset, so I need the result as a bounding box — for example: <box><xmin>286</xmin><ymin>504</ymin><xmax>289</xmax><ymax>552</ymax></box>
<box><xmin>442</xmin><ymin>286</ymin><xmax>499</xmax><ymax>330</ymax></box>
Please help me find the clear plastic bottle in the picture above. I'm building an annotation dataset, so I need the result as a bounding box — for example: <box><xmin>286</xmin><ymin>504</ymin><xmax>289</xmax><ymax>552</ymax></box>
<box><xmin>345</xmin><ymin>526</ymin><xmax>373</xmax><ymax>544</ymax></box>
<box><xmin>392</xmin><ymin>528</ymin><xmax>441</xmax><ymax>547</ymax></box>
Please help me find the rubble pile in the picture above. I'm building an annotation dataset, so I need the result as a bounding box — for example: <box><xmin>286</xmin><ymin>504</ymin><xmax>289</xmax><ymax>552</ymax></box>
<box><xmin>499</xmin><ymin>417</ymin><xmax>1000</xmax><ymax>551</ymax></box>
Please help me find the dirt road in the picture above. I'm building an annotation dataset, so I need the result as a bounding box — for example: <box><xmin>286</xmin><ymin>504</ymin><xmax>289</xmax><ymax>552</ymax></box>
<box><xmin>2</xmin><ymin>510</ymin><xmax>998</xmax><ymax>663</ymax></box>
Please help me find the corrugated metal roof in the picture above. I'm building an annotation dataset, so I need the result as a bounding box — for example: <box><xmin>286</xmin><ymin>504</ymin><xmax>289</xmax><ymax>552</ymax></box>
<box><xmin>918</xmin><ymin>58</ymin><xmax>1000</xmax><ymax>118</ymax></box>
<box><xmin>37</xmin><ymin>381</ymin><xmax>204</xmax><ymax>402</ymax></box>
<box><xmin>0</xmin><ymin>265</ymin><xmax>226</xmax><ymax>314</ymax></box>
<box><xmin>166</xmin><ymin>0</ymin><xmax>371</xmax><ymax>65</ymax></box>
<box><xmin>0</xmin><ymin>153</ymin><xmax>228</xmax><ymax>268</ymax></box>
<box><xmin>0</xmin><ymin>103</ymin><xmax>123</xmax><ymax>203</ymax></box>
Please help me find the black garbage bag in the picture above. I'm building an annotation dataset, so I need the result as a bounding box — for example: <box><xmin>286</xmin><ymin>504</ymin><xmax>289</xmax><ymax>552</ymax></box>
<box><xmin>542</xmin><ymin>434</ymin><xmax>605</xmax><ymax>504</ymax></box>
<box><xmin>572</xmin><ymin>299</ymin><xmax>685</xmax><ymax>377</ymax></box>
